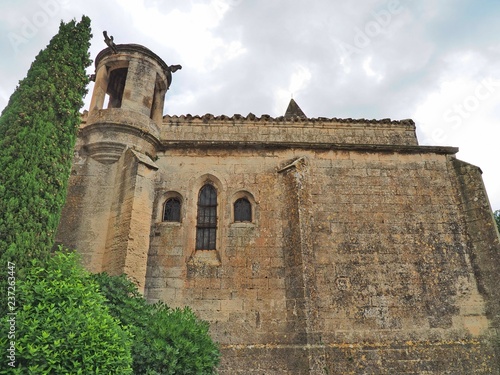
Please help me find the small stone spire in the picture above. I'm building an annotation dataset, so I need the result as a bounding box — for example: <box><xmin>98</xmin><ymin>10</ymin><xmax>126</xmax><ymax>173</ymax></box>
<box><xmin>284</xmin><ymin>98</ymin><xmax>307</xmax><ymax>119</ymax></box>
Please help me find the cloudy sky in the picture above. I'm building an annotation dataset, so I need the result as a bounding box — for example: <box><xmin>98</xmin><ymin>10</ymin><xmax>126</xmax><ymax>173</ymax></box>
<box><xmin>0</xmin><ymin>0</ymin><xmax>499</xmax><ymax>210</ymax></box>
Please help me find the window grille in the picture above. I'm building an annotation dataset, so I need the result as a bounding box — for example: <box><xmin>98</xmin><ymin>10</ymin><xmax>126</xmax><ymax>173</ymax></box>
<box><xmin>196</xmin><ymin>185</ymin><xmax>217</xmax><ymax>250</ymax></box>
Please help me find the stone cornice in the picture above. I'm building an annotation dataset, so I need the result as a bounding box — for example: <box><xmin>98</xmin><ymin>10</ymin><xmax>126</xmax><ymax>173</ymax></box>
<box><xmin>95</xmin><ymin>44</ymin><xmax>170</xmax><ymax>74</ymax></box>
<box><xmin>80</xmin><ymin>121</ymin><xmax>162</xmax><ymax>150</ymax></box>
<box><xmin>159</xmin><ymin>140</ymin><xmax>458</xmax><ymax>154</ymax></box>
<box><xmin>81</xmin><ymin>109</ymin><xmax>161</xmax><ymax>148</ymax></box>
<box><xmin>94</xmin><ymin>44</ymin><xmax>174</xmax><ymax>87</ymax></box>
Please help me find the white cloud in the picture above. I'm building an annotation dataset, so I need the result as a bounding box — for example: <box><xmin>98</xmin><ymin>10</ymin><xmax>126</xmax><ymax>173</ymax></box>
<box><xmin>362</xmin><ymin>56</ymin><xmax>383</xmax><ymax>82</ymax></box>
<box><xmin>413</xmin><ymin>66</ymin><xmax>500</xmax><ymax>210</ymax></box>
<box><xmin>113</xmin><ymin>0</ymin><xmax>246</xmax><ymax>72</ymax></box>
<box><xmin>273</xmin><ymin>65</ymin><xmax>312</xmax><ymax>114</ymax></box>
<box><xmin>0</xmin><ymin>87</ymin><xmax>10</xmax><ymax>106</ymax></box>
<box><xmin>289</xmin><ymin>65</ymin><xmax>312</xmax><ymax>95</ymax></box>
<box><xmin>414</xmin><ymin>49</ymin><xmax>500</xmax><ymax>148</ymax></box>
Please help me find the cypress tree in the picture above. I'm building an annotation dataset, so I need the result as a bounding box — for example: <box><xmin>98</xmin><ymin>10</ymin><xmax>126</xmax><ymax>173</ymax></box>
<box><xmin>0</xmin><ymin>16</ymin><xmax>92</xmax><ymax>272</ymax></box>
<box><xmin>0</xmin><ymin>20</ymin><xmax>136</xmax><ymax>373</ymax></box>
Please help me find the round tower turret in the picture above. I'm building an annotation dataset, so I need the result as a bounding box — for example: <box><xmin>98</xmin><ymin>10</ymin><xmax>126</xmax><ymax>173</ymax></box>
<box><xmin>84</xmin><ymin>43</ymin><xmax>180</xmax><ymax>163</ymax></box>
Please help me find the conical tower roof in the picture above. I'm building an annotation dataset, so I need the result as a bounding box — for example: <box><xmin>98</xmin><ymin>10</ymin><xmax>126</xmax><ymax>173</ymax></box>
<box><xmin>284</xmin><ymin>98</ymin><xmax>307</xmax><ymax>119</ymax></box>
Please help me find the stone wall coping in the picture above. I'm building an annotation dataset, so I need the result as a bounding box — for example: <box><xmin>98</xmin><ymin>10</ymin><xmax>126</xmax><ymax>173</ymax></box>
<box><xmin>162</xmin><ymin>114</ymin><xmax>416</xmax><ymax>128</ymax></box>
<box><xmin>82</xmin><ymin>111</ymin><xmax>416</xmax><ymax>129</ymax></box>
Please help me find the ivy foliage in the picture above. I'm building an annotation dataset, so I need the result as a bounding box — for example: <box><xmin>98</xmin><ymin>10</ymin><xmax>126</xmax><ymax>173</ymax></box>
<box><xmin>494</xmin><ymin>210</ymin><xmax>500</xmax><ymax>234</ymax></box>
<box><xmin>0</xmin><ymin>251</ymin><xmax>133</xmax><ymax>374</ymax></box>
<box><xmin>0</xmin><ymin>16</ymin><xmax>92</xmax><ymax>272</ymax></box>
<box><xmin>92</xmin><ymin>273</ymin><xmax>221</xmax><ymax>375</ymax></box>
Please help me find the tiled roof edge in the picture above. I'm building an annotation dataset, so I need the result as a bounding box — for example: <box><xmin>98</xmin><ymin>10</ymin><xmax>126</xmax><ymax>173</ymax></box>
<box><xmin>162</xmin><ymin>113</ymin><xmax>415</xmax><ymax>126</ymax></box>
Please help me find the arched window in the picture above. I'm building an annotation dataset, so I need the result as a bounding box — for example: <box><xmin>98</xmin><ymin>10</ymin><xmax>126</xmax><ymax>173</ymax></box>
<box><xmin>106</xmin><ymin>67</ymin><xmax>128</xmax><ymax>108</ymax></box>
<box><xmin>196</xmin><ymin>184</ymin><xmax>217</xmax><ymax>250</ymax></box>
<box><xmin>234</xmin><ymin>198</ymin><xmax>252</xmax><ymax>222</ymax></box>
<box><xmin>163</xmin><ymin>198</ymin><xmax>181</xmax><ymax>222</ymax></box>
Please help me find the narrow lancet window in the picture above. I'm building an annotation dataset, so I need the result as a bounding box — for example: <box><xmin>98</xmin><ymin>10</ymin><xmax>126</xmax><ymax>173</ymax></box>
<box><xmin>196</xmin><ymin>184</ymin><xmax>217</xmax><ymax>250</ymax></box>
<box><xmin>106</xmin><ymin>67</ymin><xmax>128</xmax><ymax>108</ymax></box>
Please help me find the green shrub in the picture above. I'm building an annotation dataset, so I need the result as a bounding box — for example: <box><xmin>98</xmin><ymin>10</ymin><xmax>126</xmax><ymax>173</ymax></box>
<box><xmin>92</xmin><ymin>273</ymin><xmax>220</xmax><ymax>375</ymax></box>
<box><xmin>0</xmin><ymin>16</ymin><xmax>92</xmax><ymax>274</ymax></box>
<box><xmin>0</xmin><ymin>252</ymin><xmax>133</xmax><ymax>374</ymax></box>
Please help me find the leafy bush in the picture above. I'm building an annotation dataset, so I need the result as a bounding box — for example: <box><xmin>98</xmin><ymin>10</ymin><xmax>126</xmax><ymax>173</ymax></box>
<box><xmin>0</xmin><ymin>252</ymin><xmax>133</xmax><ymax>374</ymax></box>
<box><xmin>92</xmin><ymin>273</ymin><xmax>220</xmax><ymax>375</ymax></box>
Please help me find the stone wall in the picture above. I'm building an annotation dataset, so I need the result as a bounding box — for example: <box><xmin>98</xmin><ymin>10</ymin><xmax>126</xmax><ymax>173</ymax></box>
<box><xmin>161</xmin><ymin>115</ymin><xmax>418</xmax><ymax>146</ymax></box>
<box><xmin>143</xmin><ymin>144</ymin><xmax>500</xmax><ymax>374</ymax></box>
<box><xmin>57</xmin><ymin>121</ymin><xmax>500</xmax><ymax>373</ymax></box>
<box><xmin>56</xmin><ymin>137</ymin><xmax>118</xmax><ymax>272</ymax></box>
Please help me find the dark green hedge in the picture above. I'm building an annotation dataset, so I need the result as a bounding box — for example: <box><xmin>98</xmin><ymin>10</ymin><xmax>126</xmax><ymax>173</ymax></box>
<box><xmin>92</xmin><ymin>273</ymin><xmax>221</xmax><ymax>375</ymax></box>
<box><xmin>0</xmin><ymin>16</ymin><xmax>92</xmax><ymax>272</ymax></box>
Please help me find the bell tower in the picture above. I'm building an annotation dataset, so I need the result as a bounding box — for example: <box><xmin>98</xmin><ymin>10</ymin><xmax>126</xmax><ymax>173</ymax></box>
<box><xmin>57</xmin><ymin>38</ymin><xmax>180</xmax><ymax>292</ymax></box>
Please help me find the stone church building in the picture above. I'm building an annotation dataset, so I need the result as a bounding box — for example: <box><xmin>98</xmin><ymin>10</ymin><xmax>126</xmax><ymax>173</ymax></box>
<box><xmin>56</xmin><ymin>43</ymin><xmax>500</xmax><ymax>374</ymax></box>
